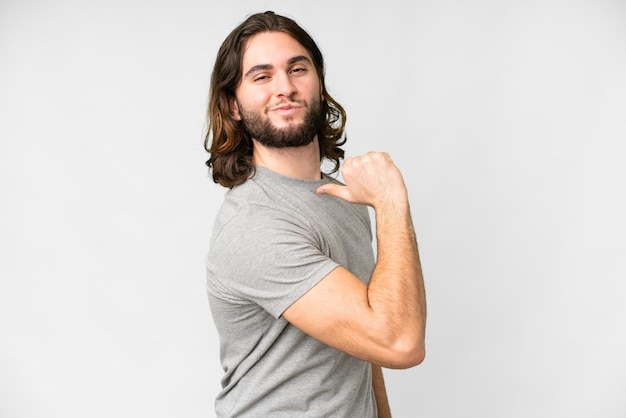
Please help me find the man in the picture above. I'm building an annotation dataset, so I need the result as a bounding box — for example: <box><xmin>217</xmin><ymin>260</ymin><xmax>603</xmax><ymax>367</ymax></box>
<box><xmin>204</xmin><ymin>11</ymin><xmax>426</xmax><ymax>417</ymax></box>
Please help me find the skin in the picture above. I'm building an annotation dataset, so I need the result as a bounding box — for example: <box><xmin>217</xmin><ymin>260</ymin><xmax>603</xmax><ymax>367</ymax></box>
<box><xmin>232</xmin><ymin>30</ymin><xmax>426</xmax><ymax>414</ymax></box>
<box><xmin>372</xmin><ymin>364</ymin><xmax>392</xmax><ymax>418</ymax></box>
<box><xmin>230</xmin><ymin>31</ymin><xmax>323</xmax><ymax>180</ymax></box>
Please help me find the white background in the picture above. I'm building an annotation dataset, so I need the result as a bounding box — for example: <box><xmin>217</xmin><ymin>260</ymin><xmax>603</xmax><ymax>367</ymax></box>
<box><xmin>1</xmin><ymin>1</ymin><xmax>625</xmax><ymax>417</ymax></box>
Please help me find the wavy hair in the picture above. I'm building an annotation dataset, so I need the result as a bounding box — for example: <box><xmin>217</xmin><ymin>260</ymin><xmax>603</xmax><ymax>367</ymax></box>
<box><xmin>204</xmin><ymin>11</ymin><xmax>347</xmax><ymax>188</ymax></box>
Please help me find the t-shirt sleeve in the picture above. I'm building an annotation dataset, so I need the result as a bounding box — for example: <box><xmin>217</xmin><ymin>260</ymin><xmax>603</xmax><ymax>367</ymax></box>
<box><xmin>206</xmin><ymin>205</ymin><xmax>339</xmax><ymax>319</ymax></box>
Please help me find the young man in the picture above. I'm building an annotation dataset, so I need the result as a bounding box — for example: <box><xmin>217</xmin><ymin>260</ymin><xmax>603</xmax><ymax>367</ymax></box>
<box><xmin>205</xmin><ymin>11</ymin><xmax>426</xmax><ymax>417</ymax></box>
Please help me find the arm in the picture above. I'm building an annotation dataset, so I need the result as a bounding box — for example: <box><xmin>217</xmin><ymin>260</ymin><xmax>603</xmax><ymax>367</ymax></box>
<box><xmin>282</xmin><ymin>152</ymin><xmax>426</xmax><ymax>369</ymax></box>
<box><xmin>372</xmin><ymin>364</ymin><xmax>392</xmax><ymax>418</ymax></box>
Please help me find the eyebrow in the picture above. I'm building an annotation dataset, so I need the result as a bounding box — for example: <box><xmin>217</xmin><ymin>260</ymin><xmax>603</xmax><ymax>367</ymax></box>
<box><xmin>243</xmin><ymin>55</ymin><xmax>313</xmax><ymax>79</ymax></box>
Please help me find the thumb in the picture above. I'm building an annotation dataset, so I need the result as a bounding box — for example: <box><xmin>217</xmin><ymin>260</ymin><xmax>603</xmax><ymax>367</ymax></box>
<box><xmin>316</xmin><ymin>183</ymin><xmax>353</xmax><ymax>202</ymax></box>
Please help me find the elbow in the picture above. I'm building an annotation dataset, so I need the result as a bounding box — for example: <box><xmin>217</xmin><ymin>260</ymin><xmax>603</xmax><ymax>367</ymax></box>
<box><xmin>407</xmin><ymin>344</ymin><xmax>426</xmax><ymax>368</ymax></box>
<box><xmin>382</xmin><ymin>337</ymin><xmax>426</xmax><ymax>369</ymax></box>
<box><xmin>394</xmin><ymin>340</ymin><xmax>426</xmax><ymax>369</ymax></box>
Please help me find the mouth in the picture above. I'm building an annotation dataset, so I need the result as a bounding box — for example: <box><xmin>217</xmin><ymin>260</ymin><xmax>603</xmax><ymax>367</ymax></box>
<box><xmin>271</xmin><ymin>103</ymin><xmax>303</xmax><ymax>116</ymax></box>
<box><xmin>271</xmin><ymin>100</ymin><xmax>304</xmax><ymax>110</ymax></box>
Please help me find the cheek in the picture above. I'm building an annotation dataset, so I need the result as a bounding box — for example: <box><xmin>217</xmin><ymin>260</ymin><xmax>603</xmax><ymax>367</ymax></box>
<box><xmin>304</xmin><ymin>79</ymin><xmax>322</xmax><ymax>100</ymax></box>
<box><xmin>236</xmin><ymin>86</ymin><xmax>271</xmax><ymax>108</ymax></box>
<box><xmin>248</xmin><ymin>92</ymin><xmax>274</xmax><ymax>112</ymax></box>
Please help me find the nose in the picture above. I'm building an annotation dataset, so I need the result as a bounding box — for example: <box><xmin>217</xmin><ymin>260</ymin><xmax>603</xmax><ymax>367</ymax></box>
<box><xmin>275</xmin><ymin>72</ymin><xmax>296</xmax><ymax>98</ymax></box>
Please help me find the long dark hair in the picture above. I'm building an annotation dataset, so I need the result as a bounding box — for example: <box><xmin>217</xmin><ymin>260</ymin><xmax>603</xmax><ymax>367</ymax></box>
<box><xmin>204</xmin><ymin>11</ymin><xmax>347</xmax><ymax>188</ymax></box>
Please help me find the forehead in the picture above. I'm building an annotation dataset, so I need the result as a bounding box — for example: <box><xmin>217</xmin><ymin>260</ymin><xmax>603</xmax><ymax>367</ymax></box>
<box><xmin>241</xmin><ymin>31</ymin><xmax>312</xmax><ymax>71</ymax></box>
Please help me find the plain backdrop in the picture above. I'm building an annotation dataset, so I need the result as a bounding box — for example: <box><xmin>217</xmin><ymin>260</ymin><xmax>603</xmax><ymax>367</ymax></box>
<box><xmin>1</xmin><ymin>0</ymin><xmax>625</xmax><ymax>417</ymax></box>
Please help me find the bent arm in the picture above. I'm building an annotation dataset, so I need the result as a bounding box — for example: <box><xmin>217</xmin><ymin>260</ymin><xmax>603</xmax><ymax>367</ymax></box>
<box><xmin>282</xmin><ymin>152</ymin><xmax>426</xmax><ymax>369</ymax></box>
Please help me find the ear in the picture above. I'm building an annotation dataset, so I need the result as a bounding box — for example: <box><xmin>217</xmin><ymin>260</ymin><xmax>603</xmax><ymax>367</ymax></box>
<box><xmin>229</xmin><ymin>97</ymin><xmax>241</xmax><ymax>121</ymax></box>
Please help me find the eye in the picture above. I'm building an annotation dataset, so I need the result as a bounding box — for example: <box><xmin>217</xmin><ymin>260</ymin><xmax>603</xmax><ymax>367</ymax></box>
<box><xmin>291</xmin><ymin>67</ymin><xmax>307</xmax><ymax>75</ymax></box>
<box><xmin>253</xmin><ymin>74</ymin><xmax>270</xmax><ymax>82</ymax></box>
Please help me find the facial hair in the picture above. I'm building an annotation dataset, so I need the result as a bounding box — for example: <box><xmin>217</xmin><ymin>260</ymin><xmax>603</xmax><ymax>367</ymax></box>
<box><xmin>237</xmin><ymin>97</ymin><xmax>323</xmax><ymax>148</ymax></box>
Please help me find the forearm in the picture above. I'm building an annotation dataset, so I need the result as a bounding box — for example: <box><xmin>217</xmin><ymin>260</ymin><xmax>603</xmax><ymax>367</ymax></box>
<box><xmin>368</xmin><ymin>199</ymin><xmax>426</xmax><ymax>365</ymax></box>
<box><xmin>309</xmin><ymin>152</ymin><xmax>427</xmax><ymax>367</ymax></box>
<box><xmin>372</xmin><ymin>364</ymin><xmax>392</xmax><ymax>418</ymax></box>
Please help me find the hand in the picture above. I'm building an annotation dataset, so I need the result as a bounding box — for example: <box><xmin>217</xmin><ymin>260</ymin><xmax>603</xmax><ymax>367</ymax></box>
<box><xmin>316</xmin><ymin>152</ymin><xmax>408</xmax><ymax>209</ymax></box>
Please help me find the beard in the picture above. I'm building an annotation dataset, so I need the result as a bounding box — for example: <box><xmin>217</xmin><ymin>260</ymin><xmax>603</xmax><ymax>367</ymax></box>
<box><xmin>237</xmin><ymin>97</ymin><xmax>323</xmax><ymax>148</ymax></box>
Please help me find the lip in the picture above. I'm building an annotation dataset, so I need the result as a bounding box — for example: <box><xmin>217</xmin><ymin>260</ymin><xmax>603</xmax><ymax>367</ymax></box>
<box><xmin>271</xmin><ymin>103</ymin><xmax>303</xmax><ymax>114</ymax></box>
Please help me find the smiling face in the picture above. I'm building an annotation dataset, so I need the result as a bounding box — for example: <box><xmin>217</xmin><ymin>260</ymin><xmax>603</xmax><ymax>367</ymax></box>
<box><xmin>231</xmin><ymin>31</ymin><xmax>323</xmax><ymax>148</ymax></box>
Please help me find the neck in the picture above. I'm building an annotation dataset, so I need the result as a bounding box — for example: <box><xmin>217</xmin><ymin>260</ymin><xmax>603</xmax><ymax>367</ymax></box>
<box><xmin>252</xmin><ymin>136</ymin><xmax>321</xmax><ymax>180</ymax></box>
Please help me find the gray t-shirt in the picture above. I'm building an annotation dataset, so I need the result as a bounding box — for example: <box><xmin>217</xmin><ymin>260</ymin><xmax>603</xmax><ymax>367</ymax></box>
<box><xmin>206</xmin><ymin>166</ymin><xmax>378</xmax><ymax>417</ymax></box>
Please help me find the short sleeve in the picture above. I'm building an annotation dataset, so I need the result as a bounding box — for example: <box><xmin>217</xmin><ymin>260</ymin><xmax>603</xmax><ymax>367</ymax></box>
<box><xmin>206</xmin><ymin>205</ymin><xmax>339</xmax><ymax>318</ymax></box>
